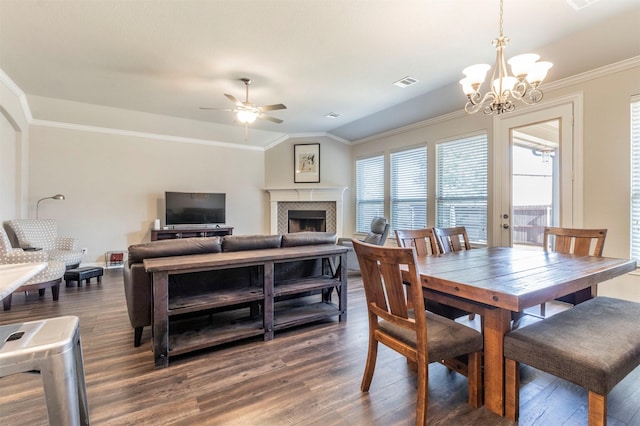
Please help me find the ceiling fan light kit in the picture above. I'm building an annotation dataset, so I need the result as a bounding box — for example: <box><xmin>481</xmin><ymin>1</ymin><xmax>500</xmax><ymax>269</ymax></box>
<box><xmin>460</xmin><ymin>0</ymin><xmax>553</xmax><ymax>115</ymax></box>
<box><xmin>201</xmin><ymin>78</ymin><xmax>286</xmax><ymax>127</ymax></box>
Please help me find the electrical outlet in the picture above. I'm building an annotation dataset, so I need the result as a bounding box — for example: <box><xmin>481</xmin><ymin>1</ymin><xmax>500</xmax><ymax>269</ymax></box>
<box><xmin>82</xmin><ymin>248</ymin><xmax>88</xmax><ymax>255</ymax></box>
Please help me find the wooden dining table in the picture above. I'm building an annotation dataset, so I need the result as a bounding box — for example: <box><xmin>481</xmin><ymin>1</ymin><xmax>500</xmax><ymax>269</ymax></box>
<box><xmin>402</xmin><ymin>246</ymin><xmax>637</xmax><ymax>416</ymax></box>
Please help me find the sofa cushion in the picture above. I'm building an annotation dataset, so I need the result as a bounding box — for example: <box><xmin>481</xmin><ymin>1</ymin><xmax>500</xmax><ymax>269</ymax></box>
<box><xmin>128</xmin><ymin>237</ymin><xmax>221</xmax><ymax>265</ymax></box>
<box><xmin>221</xmin><ymin>234</ymin><xmax>282</xmax><ymax>252</ymax></box>
<box><xmin>281</xmin><ymin>232</ymin><xmax>337</xmax><ymax>247</ymax></box>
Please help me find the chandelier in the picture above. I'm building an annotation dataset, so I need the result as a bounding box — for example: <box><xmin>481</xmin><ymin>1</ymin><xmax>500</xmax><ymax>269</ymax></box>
<box><xmin>460</xmin><ymin>0</ymin><xmax>553</xmax><ymax>115</ymax></box>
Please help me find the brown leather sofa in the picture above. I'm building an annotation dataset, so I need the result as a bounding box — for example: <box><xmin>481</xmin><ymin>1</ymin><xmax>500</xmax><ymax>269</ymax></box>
<box><xmin>124</xmin><ymin>232</ymin><xmax>337</xmax><ymax>347</ymax></box>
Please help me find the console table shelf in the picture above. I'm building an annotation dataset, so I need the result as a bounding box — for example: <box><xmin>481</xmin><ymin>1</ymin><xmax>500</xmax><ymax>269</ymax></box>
<box><xmin>274</xmin><ymin>276</ymin><xmax>340</xmax><ymax>297</ymax></box>
<box><xmin>151</xmin><ymin>227</ymin><xmax>233</xmax><ymax>241</ymax></box>
<box><xmin>168</xmin><ymin>287</ymin><xmax>263</xmax><ymax>314</ymax></box>
<box><xmin>144</xmin><ymin>244</ymin><xmax>348</xmax><ymax>368</ymax></box>
<box><xmin>273</xmin><ymin>301</ymin><xmax>341</xmax><ymax>331</ymax></box>
<box><xmin>168</xmin><ymin>312</ymin><xmax>264</xmax><ymax>357</ymax></box>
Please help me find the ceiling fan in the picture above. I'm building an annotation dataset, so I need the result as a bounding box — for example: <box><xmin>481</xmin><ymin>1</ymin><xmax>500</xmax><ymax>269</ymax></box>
<box><xmin>200</xmin><ymin>78</ymin><xmax>287</xmax><ymax>124</ymax></box>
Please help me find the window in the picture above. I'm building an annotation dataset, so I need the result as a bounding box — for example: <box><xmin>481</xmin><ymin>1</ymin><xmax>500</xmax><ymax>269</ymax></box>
<box><xmin>631</xmin><ymin>96</ymin><xmax>640</xmax><ymax>260</ymax></box>
<box><xmin>390</xmin><ymin>146</ymin><xmax>427</xmax><ymax>231</ymax></box>
<box><xmin>356</xmin><ymin>155</ymin><xmax>384</xmax><ymax>233</ymax></box>
<box><xmin>436</xmin><ymin>134</ymin><xmax>488</xmax><ymax>244</ymax></box>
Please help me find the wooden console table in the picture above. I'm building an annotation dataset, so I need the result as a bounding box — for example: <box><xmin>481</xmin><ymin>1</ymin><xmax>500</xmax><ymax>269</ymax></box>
<box><xmin>151</xmin><ymin>226</ymin><xmax>234</xmax><ymax>241</ymax></box>
<box><xmin>144</xmin><ymin>244</ymin><xmax>348</xmax><ymax>368</ymax></box>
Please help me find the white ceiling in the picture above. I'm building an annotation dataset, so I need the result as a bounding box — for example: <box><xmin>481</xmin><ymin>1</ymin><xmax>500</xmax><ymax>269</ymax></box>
<box><xmin>1</xmin><ymin>0</ymin><xmax>639</xmax><ymax>148</ymax></box>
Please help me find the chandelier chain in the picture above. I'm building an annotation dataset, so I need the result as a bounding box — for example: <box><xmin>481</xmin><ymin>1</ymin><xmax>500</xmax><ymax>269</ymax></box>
<box><xmin>499</xmin><ymin>0</ymin><xmax>504</xmax><ymax>37</ymax></box>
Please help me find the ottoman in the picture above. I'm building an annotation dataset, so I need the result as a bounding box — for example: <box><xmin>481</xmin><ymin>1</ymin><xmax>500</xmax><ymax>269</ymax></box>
<box><xmin>64</xmin><ymin>266</ymin><xmax>104</xmax><ymax>287</ymax></box>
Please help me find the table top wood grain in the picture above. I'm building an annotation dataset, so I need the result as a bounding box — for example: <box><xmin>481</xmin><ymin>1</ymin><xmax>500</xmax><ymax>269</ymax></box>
<box><xmin>409</xmin><ymin>246</ymin><xmax>636</xmax><ymax>312</ymax></box>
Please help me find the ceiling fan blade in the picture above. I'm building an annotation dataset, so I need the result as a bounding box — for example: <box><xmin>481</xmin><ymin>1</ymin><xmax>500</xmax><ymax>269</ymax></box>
<box><xmin>200</xmin><ymin>107</ymin><xmax>234</xmax><ymax>111</ymax></box>
<box><xmin>260</xmin><ymin>114</ymin><xmax>284</xmax><ymax>124</ymax></box>
<box><xmin>225</xmin><ymin>94</ymin><xmax>242</xmax><ymax>106</ymax></box>
<box><xmin>259</xmin><ymin>103</ymin><xmax>287</xmax><ymax>112</ymax></box>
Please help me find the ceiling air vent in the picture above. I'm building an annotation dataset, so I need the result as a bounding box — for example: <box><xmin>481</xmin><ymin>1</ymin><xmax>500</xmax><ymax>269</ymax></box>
<box><xmin>566</xmin><ymin>0</ymin><xmax>600</xmax><ymax>10</ymax></box>
<box><xmin>393</xmin><ymin>76</ymin><xmax>419</xmax><ymax>88</ymax></box>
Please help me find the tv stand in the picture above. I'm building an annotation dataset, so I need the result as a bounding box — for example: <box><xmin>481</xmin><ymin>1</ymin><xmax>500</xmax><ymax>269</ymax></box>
<box><xmin>151</xmin><ymin>226</ymin><xmax>233</xmax><ymax>241</ymax></box>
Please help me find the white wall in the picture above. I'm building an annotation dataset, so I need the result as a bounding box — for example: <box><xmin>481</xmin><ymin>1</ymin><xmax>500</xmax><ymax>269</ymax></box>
<box><xmin>0</xmin><ymin>112</ymin><xmax>18</xmax><ymax>220</ymax></box>
<box><xmin>28</xmin><ymin>124</ymin><xmax>265</xmax><ymax>264</ymax></box>
<box><xmin>0</xmin><ymin>72</ymin><xmax>31</xmax><ymax>221</ymax></box>
<box><xmin>548</xmin><ymin>65</ymin><xmax>640</xmax><ymax>301</ymax></box>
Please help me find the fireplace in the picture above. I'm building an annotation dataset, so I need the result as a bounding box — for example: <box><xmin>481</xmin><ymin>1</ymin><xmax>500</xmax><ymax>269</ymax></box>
<box><xmin>265</xmin><ymin>187</ymin><xmax>347</xmax><ymax>236</ymax></box>
<box><xmin>288</xmin><ymin>210</ymin><xmax>326</xmax><ymax>233</ymax></box>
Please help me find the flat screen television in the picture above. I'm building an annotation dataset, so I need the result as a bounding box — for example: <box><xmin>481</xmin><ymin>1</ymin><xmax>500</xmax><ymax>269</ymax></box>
<box><xmin>165</xmin><ymin>191</ymin><xmax>226</xmax><ymax>226</ymax></box>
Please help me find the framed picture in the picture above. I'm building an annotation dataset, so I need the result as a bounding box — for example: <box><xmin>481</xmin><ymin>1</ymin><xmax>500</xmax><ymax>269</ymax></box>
<box><xmin>294</xmin><ymin>143</ymin><xmax>320</xmax><ymax>183</ymax></box>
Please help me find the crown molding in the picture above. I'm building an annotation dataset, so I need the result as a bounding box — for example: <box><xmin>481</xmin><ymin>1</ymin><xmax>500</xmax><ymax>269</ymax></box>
<box><xmin>544</xmin><ymin>56</ymin><xmax>640</xmax><ymax>91</ymax></box>
<box><xmin>30</xmin><ymin>119</ymin><xmax>264</xmax><ymax>151</ymax></box>
<box><xmin>0</xmin><ymin>68</ymin><xmax>33</xmax><ymax>122</ymax></box>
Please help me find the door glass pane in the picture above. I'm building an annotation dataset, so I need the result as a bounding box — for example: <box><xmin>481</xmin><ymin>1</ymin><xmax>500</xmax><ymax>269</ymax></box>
<box><xmin>511</xmin><ymin>119</ymin><xmax>560</xmax><ymax>248</ymax></box>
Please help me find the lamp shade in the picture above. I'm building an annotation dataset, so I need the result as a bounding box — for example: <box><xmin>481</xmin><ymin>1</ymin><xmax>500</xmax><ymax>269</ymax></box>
<box><xmin>459</xmin><ymin>78</ymin><xmax>476</xmax><ymax>95</ymax></box>
<box><xmin>507</xmin><ymin>54</ymin><xmax>540</xmax><ymax>78</ymax></box>
<box><xmin>462</xmin><ymin>64</ymin><xmax>491</xmax><ymax>86</ymax></box>
<box><xmin>527</xmin><ymin>61</ymin><xmax>553</xmax><ymax>84</ymax></box>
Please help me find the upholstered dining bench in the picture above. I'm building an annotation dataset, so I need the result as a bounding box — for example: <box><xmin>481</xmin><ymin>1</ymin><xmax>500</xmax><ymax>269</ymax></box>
<box><xmin>504</xmin><ymin>296</ymin><xmax>640</xmax><ymax>426</ymax></box>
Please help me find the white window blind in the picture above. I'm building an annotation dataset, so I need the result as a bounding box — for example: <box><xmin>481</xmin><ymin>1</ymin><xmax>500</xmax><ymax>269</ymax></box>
<box><xmin>631</xmin><ymin>96</ymin><xmax>640</xmax><ymax>261</ymax></box>
<box><xmin>356</xmin><ymin>155</ymin><xmax>384</xmax><ymax>233</ymax></box>
<box><xmin>390</xmin><ymin>146</ymin><xmax>427</xmax><ymax>231</ymax></box>
<box><xmin>436</xmin><ymin>134</ymin><xmax>488</xmax><ymax>244</ymax></box>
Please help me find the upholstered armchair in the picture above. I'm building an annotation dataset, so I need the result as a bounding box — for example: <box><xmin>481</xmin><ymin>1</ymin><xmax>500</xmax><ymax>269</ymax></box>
<box><xmin>337</xmin><ymin>217</ymin><xmax>390</xmax><ymax>271</ymax></box>
<box><xmin>5</xmin><ymin>219</ymin><xmax>83</xmax><ymax>269</ymax></box>
<box><xmin>0</xmin><ymin>226</ymin><xmax>66</xmax><ymax>310</ymax></box>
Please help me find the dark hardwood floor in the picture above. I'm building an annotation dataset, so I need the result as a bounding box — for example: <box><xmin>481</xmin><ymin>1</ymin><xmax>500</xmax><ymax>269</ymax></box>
<box><xmin>1</xmin><ymin>268</ymin><xmax>639</xmax><ymax>425</ymax></box>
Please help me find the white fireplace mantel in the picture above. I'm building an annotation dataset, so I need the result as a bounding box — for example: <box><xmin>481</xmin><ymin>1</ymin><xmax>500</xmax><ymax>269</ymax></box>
<box><xmin>265</xmin><ymin>187</ymin><xmax>347</xmax><ymax>235</ymax></box>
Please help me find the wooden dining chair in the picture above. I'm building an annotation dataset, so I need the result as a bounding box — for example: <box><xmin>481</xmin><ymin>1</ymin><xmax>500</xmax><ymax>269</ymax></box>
<box><xmin>394</xmin><ymin>228</ymin><xmax>472</xmax><ymax>321</ymax></box>
<box><xmin>394</xmin><ymin>228</ymin><xmax>439</xmax><ymax>256</ymax></box>
<box><xmin>352</xmin><ymin>239</ymin><xmax>483</xmax><ymax>426</ymax></box>
<box><xmin>433</xmin><ymin>226</ymin><xmax>472</xmax><ymax>254</ymax></box>
<box><xmin>432</xmin><ymin>226</ymin><xmax>476</xmax><ymax>321</ymax></box>
<box><xmin>540</xmin><ymin>227</ymin><xmax>607</xmax><ymax>316</ymax></box>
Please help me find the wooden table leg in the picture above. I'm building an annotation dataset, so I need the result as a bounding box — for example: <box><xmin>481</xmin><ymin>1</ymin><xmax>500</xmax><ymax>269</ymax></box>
<box><xmin>482</xmin><ymin>307</ymin><xmax>512</xmax><ymax>416</ymax></box>
<box><xmin>152</xmin><ymin>271</ymin><xmax>169</xmax><ymax>368</ymax></box>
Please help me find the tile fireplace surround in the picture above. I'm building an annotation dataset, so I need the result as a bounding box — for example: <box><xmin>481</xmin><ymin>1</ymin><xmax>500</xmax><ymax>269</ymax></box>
<box><xmin>265</xmin><ymin>187</ymin><xmax>347</xmax><ymax>236</ymax></box>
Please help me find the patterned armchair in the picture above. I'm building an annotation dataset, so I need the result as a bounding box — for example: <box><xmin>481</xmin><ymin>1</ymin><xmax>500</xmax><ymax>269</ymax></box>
<box><xmin>5</xmin><ymin>219</ymin><xmax>83</xmax><ymax>269</ymax></box>
<box><xmin>0</xmin><ymin>226</ymin><xmax>66</xmax><ymax>310</ymax></box>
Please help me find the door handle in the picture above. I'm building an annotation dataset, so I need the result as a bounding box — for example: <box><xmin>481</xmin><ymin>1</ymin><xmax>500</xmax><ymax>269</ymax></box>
<box><xmin>503</xmin><ymin>223</ymin><xmax>509</xmax><ymax>229</ymax></box>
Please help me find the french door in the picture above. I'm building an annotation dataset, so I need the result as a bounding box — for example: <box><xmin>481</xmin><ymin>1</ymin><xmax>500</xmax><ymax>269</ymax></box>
<box><xmin>493</xmin><ymin>100</ymin><xmax>579</xmax><ymax>247</ymax></box>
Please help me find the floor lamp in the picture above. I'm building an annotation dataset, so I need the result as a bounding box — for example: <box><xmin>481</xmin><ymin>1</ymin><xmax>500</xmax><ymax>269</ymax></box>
<box><xmin>36</xmin><ymin>194</ymin><xmax>65</xmax><ymax>219</ymax></box>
